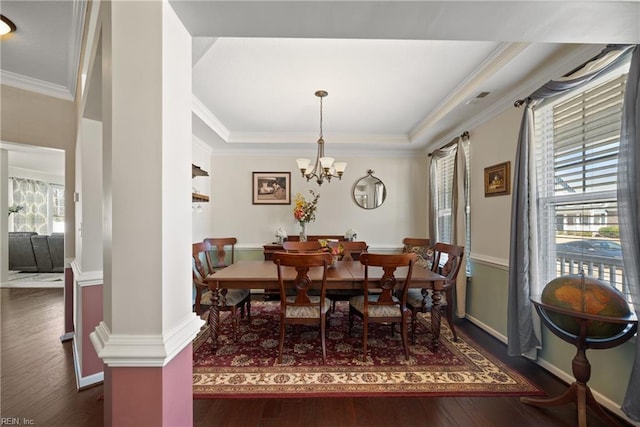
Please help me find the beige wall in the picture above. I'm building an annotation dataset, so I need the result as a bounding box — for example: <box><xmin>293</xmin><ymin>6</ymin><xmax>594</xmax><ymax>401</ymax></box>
<box><xmin>1</xmin><ymin>85</ymin><xmax>77</xmax><ymax>262</ymax></box>
<box><xmin>209</xmin><ymin>153</ymin><xmax>429</xmax><ymax>248</ymax></box>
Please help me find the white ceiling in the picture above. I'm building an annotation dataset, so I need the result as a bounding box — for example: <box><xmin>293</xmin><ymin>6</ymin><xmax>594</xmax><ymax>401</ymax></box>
<box><xmin>1</xmin><ymin>1</ymin><xmax>639</xmax><ymax>175</ymax></box>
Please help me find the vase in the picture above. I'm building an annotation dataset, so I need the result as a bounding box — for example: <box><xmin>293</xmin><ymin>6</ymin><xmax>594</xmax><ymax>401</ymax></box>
<box><xmin>299</xmin><ymin>222</ymin><xmax>307</xmax><ymax>242</ymax></box>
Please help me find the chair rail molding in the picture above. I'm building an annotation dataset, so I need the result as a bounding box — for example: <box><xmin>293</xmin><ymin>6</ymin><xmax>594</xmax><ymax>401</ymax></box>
<box><xmin>470</xmin><ymin>253</ymin><xmax>509</xmax><ymax>270</ymax></box>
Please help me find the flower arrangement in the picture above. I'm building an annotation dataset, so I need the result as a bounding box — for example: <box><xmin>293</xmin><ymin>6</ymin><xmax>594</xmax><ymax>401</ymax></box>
<box><xmin>293</xmin><ymin>190</ymin><xmax>320</xmax><ymax>224</ymax></box>
<box><xmin>345</xmin><ymin>228</ymin><xmax>358</xmax><ymax>241</ymax></box>
<box><xmin>8</xmin><ymin>204</ymin><xmax>24</xmax><ymax>217</ymax></box>
<box><xmin>275</xmin><ymin>227</ymin><xmax>287</xmax><ymax>244</ymax></box>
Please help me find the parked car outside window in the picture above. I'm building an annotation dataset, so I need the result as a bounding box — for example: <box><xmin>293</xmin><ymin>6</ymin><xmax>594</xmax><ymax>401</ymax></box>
<box><xmin>556</xmin><ymin>239</ymin><xmax>622</xmax><ymax>258</ymax></box>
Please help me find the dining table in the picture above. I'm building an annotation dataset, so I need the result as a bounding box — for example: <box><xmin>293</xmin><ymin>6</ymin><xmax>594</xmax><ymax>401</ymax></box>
<box><xmin>204</xmin><ymin>259</ymin><xmax>448</xmax><ymax>350</ymax></box>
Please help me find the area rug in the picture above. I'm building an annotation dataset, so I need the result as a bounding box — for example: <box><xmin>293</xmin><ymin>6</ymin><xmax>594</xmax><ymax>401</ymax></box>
<box><xmin>193</xmin><ymin>301</ymin><xmax>543</xmax><ymax>398</ymax></box>
<box><xmin>1</xmin><ymin>271</ymin><xmax>64</xmax><ymax>288</ymax></box>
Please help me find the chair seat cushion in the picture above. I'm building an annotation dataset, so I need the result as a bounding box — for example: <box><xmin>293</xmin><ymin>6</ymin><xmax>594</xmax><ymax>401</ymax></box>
<box><xmin>406</xmin><ymin>289</ymin><xmax>448</xmax><ymax>309</ymax></box>
<box><xmin>201</xmin><ymin>289</ymin><xmax>249</xmax><ymax>307</ymax></box>
<box><xmin>285</xmin><ymin>296</ymin><xmax>331</xmax><ymax>318</ymax></box>
<box><xmin>349</xmin><ymin>295</ymin><xmax>401</xmax><ymax>318</ymax></box>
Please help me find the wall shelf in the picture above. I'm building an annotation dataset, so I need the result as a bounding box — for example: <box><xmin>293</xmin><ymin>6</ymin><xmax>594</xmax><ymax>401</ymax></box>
<box><xmin>192</xmin><ymin>164</ymin><xmax>209</xmax><ymax>202</ymax></box>
<box><xmin>192</xmin><ymin>193</ymin><xmax>209</xmax><ymax>203</ymax></box>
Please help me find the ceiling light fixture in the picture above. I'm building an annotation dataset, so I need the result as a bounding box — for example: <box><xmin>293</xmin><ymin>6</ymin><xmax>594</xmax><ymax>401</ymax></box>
<box><xmin>0</xmin><ymin>15</ymin><xmax>16</xmax><ymax>36</ymax></box>
<box><xmin>296</xmin><ymin>90</ymin><xmax>347</xmax><ymax>186</ymax></box>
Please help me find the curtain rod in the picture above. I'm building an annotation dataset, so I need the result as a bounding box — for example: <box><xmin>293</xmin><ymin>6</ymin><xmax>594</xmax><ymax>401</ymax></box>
<box><xmin>428</xmin><ymin>131</ymin><xmax>468</xmax><ymax>157</ymax></box>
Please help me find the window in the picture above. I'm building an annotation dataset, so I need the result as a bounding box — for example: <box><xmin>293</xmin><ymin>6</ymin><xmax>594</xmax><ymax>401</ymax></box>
<box><xmin>430</xmin><ymin>139</ymin><xmax>471</xmax><ymax>275</ymax></box>
<box><xmin>432</xmin><ymin>152</ymin><xmax>455</xmax><ymax>244</ymax></box>
<box><xmin>534</xmin><ymin>65</ymin><xmax>629</xmax><ymax>297</ymax></box>
<box><xmin>8</xmin><ymin>177</ymin><xmax>65</xmax><ymax>235</ymax></box>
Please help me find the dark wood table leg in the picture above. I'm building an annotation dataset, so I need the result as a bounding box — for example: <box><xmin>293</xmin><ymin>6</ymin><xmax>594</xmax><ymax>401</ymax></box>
<box><xmin>207</xmin><ymin>286</ymin><xmax>220</xmax><ymax>348</ymax></box>
<box><xmin>430</xmin><ymin>288</ymin><xmax>443</xmax><ymax>350</ymax></box>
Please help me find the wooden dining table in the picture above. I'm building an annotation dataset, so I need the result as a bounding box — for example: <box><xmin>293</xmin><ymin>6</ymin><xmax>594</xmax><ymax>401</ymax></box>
<box><xmin>204</xmin><ymin>259</ymin><xmax>448</xmax><ymax>349</ymax></box>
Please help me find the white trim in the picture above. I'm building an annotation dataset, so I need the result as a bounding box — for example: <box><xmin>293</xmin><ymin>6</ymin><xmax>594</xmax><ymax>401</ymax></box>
<box><xmin>227</xmin><ymin>132</ymin><xmax>409</xmax><ymax>145</ymax></box>
<box><xmin>0</xmin><ymin>70</ymin><xmax>74</xmax><ymax>101</ymax></box>
<box><xmin>60</xmin><ymin>332</ymin><xmax>74</xmax><ymax>342</ymax></box>
<box><xmin>192</xmin><ymin>95</ymin><xmax>230</xmax><ymax>141</ymax></box>
<box><xmin>424</xmin><ymin>44</ymin><xmax>606</xmax><ymax>154</ymax></box>
<box><xmin>90</xmin><ymin>315</ymin><xmax>204</xmax><ymax>367</ymax></box>
<box><xmin>192</xmin><ymin>135</ymin><xmax>213</xmax><ymax>154</ymax></box>
<box><xmin>411</xmin><ymin>42</ymin><xmax>529</xmax><ymax>144</ymax></box>
<box><xmin>70</xmin><ymin>259</ymin><xmax>104</xmax><ymax>287</ymax></box>
<box><xmin>470</xmin><ymin>253</ymin><xmax>509</xmax><ymax>270</ymax></box>
<box><xmin>466</xmin><ymin>314</ymin><xmax>508</xmax><ymax>345</ymax></box>
<box><xmin>66</xmin><ymin>0</ymin><xmax>87</xmax><ymax>99</ymax></box>
<box><xmin>72</xmin><ymin>337</ymin><xmax>104</xmax><ymax>390</ymax></box>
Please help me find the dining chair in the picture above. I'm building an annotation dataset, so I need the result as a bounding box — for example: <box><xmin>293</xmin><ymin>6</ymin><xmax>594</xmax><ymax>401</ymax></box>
<box><xmin>203</xmin><ymin>237</ymin><xmax>237</xmax><ymax>270</ymax></box>
<box><xmin>326</xmin><ymin>241</ymin><xmax>369</xmax><ymax>312</ymax></box>
<box><xmin>402</xmin><ymin>237</ymin><xmax>433</xmax><ymax>269</ymax></box>
<box><xmin>192</xmin><ymin>241</ymin><xmax>251</xmax><ymax>340</ymax></box>
<box><xmin>282</xmin><ymin>241</ymin><xmax>322</xmax><ymax>252</ymax></box>
<box><xmin>406</xmin><ymin>242</ymin><xmax>464</xmax><ymax>344</ymax></box>
<box><xmin>348</xmin><ymin>252</ymin><xmax>417</xmax><ymax>361</ymax></box>
<box><xmin>272</xmin><ymin>251</ymin><xmax>334</xmax><ymax>364</ymax></box>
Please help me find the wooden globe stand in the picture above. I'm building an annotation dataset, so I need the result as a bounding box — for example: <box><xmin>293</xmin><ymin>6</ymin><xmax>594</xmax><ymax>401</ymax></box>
<box><xmin>521</xmin><ymin>297</ymin><xmax>637</xmax><ymax>427</ymax></box>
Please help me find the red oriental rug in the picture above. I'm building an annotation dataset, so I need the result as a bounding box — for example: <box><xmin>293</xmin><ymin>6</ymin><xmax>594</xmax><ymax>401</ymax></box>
<box><xmin>193</xmin><ymin>301</ymin><xmax>543</xmax><ymax>398</ymax></box>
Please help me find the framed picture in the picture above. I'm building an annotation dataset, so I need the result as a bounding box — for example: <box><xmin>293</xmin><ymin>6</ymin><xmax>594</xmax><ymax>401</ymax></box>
<box><xmin>252</xmin><ymin>172</ymin><xmax>291</xmax><ymax>205</ymax></box>
<box><xmin>484</xmin><ymin>161</ymin><xmax>511</xmax><ymax>197</ymax></box>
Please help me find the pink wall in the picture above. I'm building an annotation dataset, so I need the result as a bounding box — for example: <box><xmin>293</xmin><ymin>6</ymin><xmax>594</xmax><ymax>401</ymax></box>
<box><xmin>82</xmin><ymin>284</ymin><xmax>103</xmax><ymax>377</ymax></box>
<box><xmin>105</xmin><ymin>344</ymin><xmax>193</xmax><ymax>426</ymax></box>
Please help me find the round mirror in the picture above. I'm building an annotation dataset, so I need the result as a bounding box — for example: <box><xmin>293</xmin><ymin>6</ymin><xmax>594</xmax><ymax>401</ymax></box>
<box><xmin>353</xmin><ymin>170</ymin><xmax>386</xmax><ymax>209</ymax></box>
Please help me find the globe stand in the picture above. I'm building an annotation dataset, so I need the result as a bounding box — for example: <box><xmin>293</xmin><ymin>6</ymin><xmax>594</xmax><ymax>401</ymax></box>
<box><xmin>521</xmin><ymin>297</ymin><xmax>637</xmax><ymax>427</ymax></box>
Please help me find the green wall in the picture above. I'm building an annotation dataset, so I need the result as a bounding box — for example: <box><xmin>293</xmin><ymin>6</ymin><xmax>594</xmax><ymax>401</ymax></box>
<box><xmin>469</xmin><ymin>260</ymin><xmax>635</xmax><ymax>410</ymax></box>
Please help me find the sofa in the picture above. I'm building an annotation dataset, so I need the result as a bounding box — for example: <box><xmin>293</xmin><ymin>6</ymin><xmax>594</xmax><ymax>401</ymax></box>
<box><xmin>8</xmin><ymin>232</ymin><xmax>64</xmax><ymax>273</ymax></box>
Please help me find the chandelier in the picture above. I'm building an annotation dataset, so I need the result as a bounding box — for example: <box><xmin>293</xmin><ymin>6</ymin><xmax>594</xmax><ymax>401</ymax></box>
<box><xmin>296</xmin><ymin>90</ymin><xmax>347</xmax><ymax>185</ymax></box>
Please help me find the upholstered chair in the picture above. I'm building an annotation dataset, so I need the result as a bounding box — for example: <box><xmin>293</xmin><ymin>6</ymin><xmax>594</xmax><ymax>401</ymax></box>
<box><xmin>348</xmin><ymin>252</ymin><xmax>417</xmax><ymax>361</ymax></box>
<box><xmin>402</xmin><ymin>238</ymin><xmax>433</xmax><ymax>269</ymax></box>
<box><xmin>406</xmin><ymin>242</ymin><xmax>464</xmax><ymax>344</ymax></box>
<box><xmin>272</xmin><ymin>251</ymin><xmax>333</xmax><ymax>364</ymax></box>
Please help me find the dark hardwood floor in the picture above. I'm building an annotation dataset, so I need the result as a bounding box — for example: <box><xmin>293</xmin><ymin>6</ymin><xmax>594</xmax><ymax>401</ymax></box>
<box><xmin>1</xmin><ymin>287</ymin><xmax>632</xmax><ymax>426</ymax></box>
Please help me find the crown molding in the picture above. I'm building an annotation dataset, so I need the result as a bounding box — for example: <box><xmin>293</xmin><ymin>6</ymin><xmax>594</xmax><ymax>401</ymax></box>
<box><xmin>66</xmin><ymin>0</ymin><xmax>86</xmax><ymax>99</ymax></box>
<box><xmin>226</xmin><ymin>131</ymin><xmax>410</xmax><ymax>145</ymax></box>
<box><xmin>192</xmin><ymin>95</ymin><xmax>230</xmax><ymax>141</ymax></box>
<box><xmin>424</xmin><ymin>44</ymin><xmax>606</xmax><ymax>153</ymax></box>
<box><xmin>1</xmin><ymin>70</ymin><xmax>74</xmax><ymax>101</ymax></box>
<box><xmin>410</xmin><ymin>42</ymin><xmax>530</xmax><ymax>145</ymax></box>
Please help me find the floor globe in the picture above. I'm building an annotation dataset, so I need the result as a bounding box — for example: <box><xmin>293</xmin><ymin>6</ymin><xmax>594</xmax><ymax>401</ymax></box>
<box><xmin>541</xmin><ymin>274</ymin><xmax>631</xmax><ymax>338</ymax></box>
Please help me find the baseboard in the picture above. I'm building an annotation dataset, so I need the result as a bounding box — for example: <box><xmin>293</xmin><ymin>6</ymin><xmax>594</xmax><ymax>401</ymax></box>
<box><xmin>60</xmin><ymin>331</ymin><xmax>74</xmax><ymax>342</ymax></box>
<box><xmin>465</xmin><ymin>314</ymin><xmax>638</xmax><ymax>426</ymax></box>
<box><xmin>72</xmin><ymin>337</ymin><xmax>104</xmax><ymax>390</ymax></box>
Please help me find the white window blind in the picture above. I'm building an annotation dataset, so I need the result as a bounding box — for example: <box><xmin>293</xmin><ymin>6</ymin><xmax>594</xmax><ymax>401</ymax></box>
<box><xmin>433</xmin><ymin>153</ymin><xmax>455</xmax><ymax>244</ymax></box>
<box><xmin>534</xmin><ymin>68</ymin><xmax>629</xmax><ymax>297</ymax></box>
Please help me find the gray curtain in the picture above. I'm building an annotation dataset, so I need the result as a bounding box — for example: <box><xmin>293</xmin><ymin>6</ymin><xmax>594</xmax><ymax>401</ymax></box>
<box><xmin>619</xmin><ymin>45</ymin><xmax>640</xmax><ymax>422</ymax></box>
<box><xmin>507</xmin><ymin>45</ymin><xmax>634</xmax><ymax>357</ymax></box>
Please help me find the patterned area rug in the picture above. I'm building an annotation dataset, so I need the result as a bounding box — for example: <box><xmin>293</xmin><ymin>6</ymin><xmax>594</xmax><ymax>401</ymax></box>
<box><xmin>193</xmin><ymin>301</ymin><xmax>543</xmax><ymax>398</ymax></box>
<box><xmin>1</xmin><ymin>271</ymin><xmax>64</xmax><ymax>288</ymax></box>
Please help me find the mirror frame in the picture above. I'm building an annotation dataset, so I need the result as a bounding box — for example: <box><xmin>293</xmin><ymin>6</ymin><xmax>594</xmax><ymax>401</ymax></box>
<box><xmin>352</xmin><ymin>170</ymin><xmax>387</xmax><ymax>209</ymax></box>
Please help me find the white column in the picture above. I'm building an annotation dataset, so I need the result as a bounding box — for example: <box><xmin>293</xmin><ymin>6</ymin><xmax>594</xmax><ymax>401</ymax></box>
<box><xmin>90</xmin><ymin>1</ymin><xmax>202</xmax><ymax>425</ymax></box>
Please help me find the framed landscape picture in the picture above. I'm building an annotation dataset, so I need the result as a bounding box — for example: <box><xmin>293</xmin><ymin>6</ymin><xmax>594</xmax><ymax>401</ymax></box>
<box><xmin>484</xmin><ymin>161</ymin><xmax>511</xmax><ymax>197</ymax></box>
<box><xmin>252</xmin><ymin>172</ymin><xmax>291</xmax><ymax>205</ymax></box>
